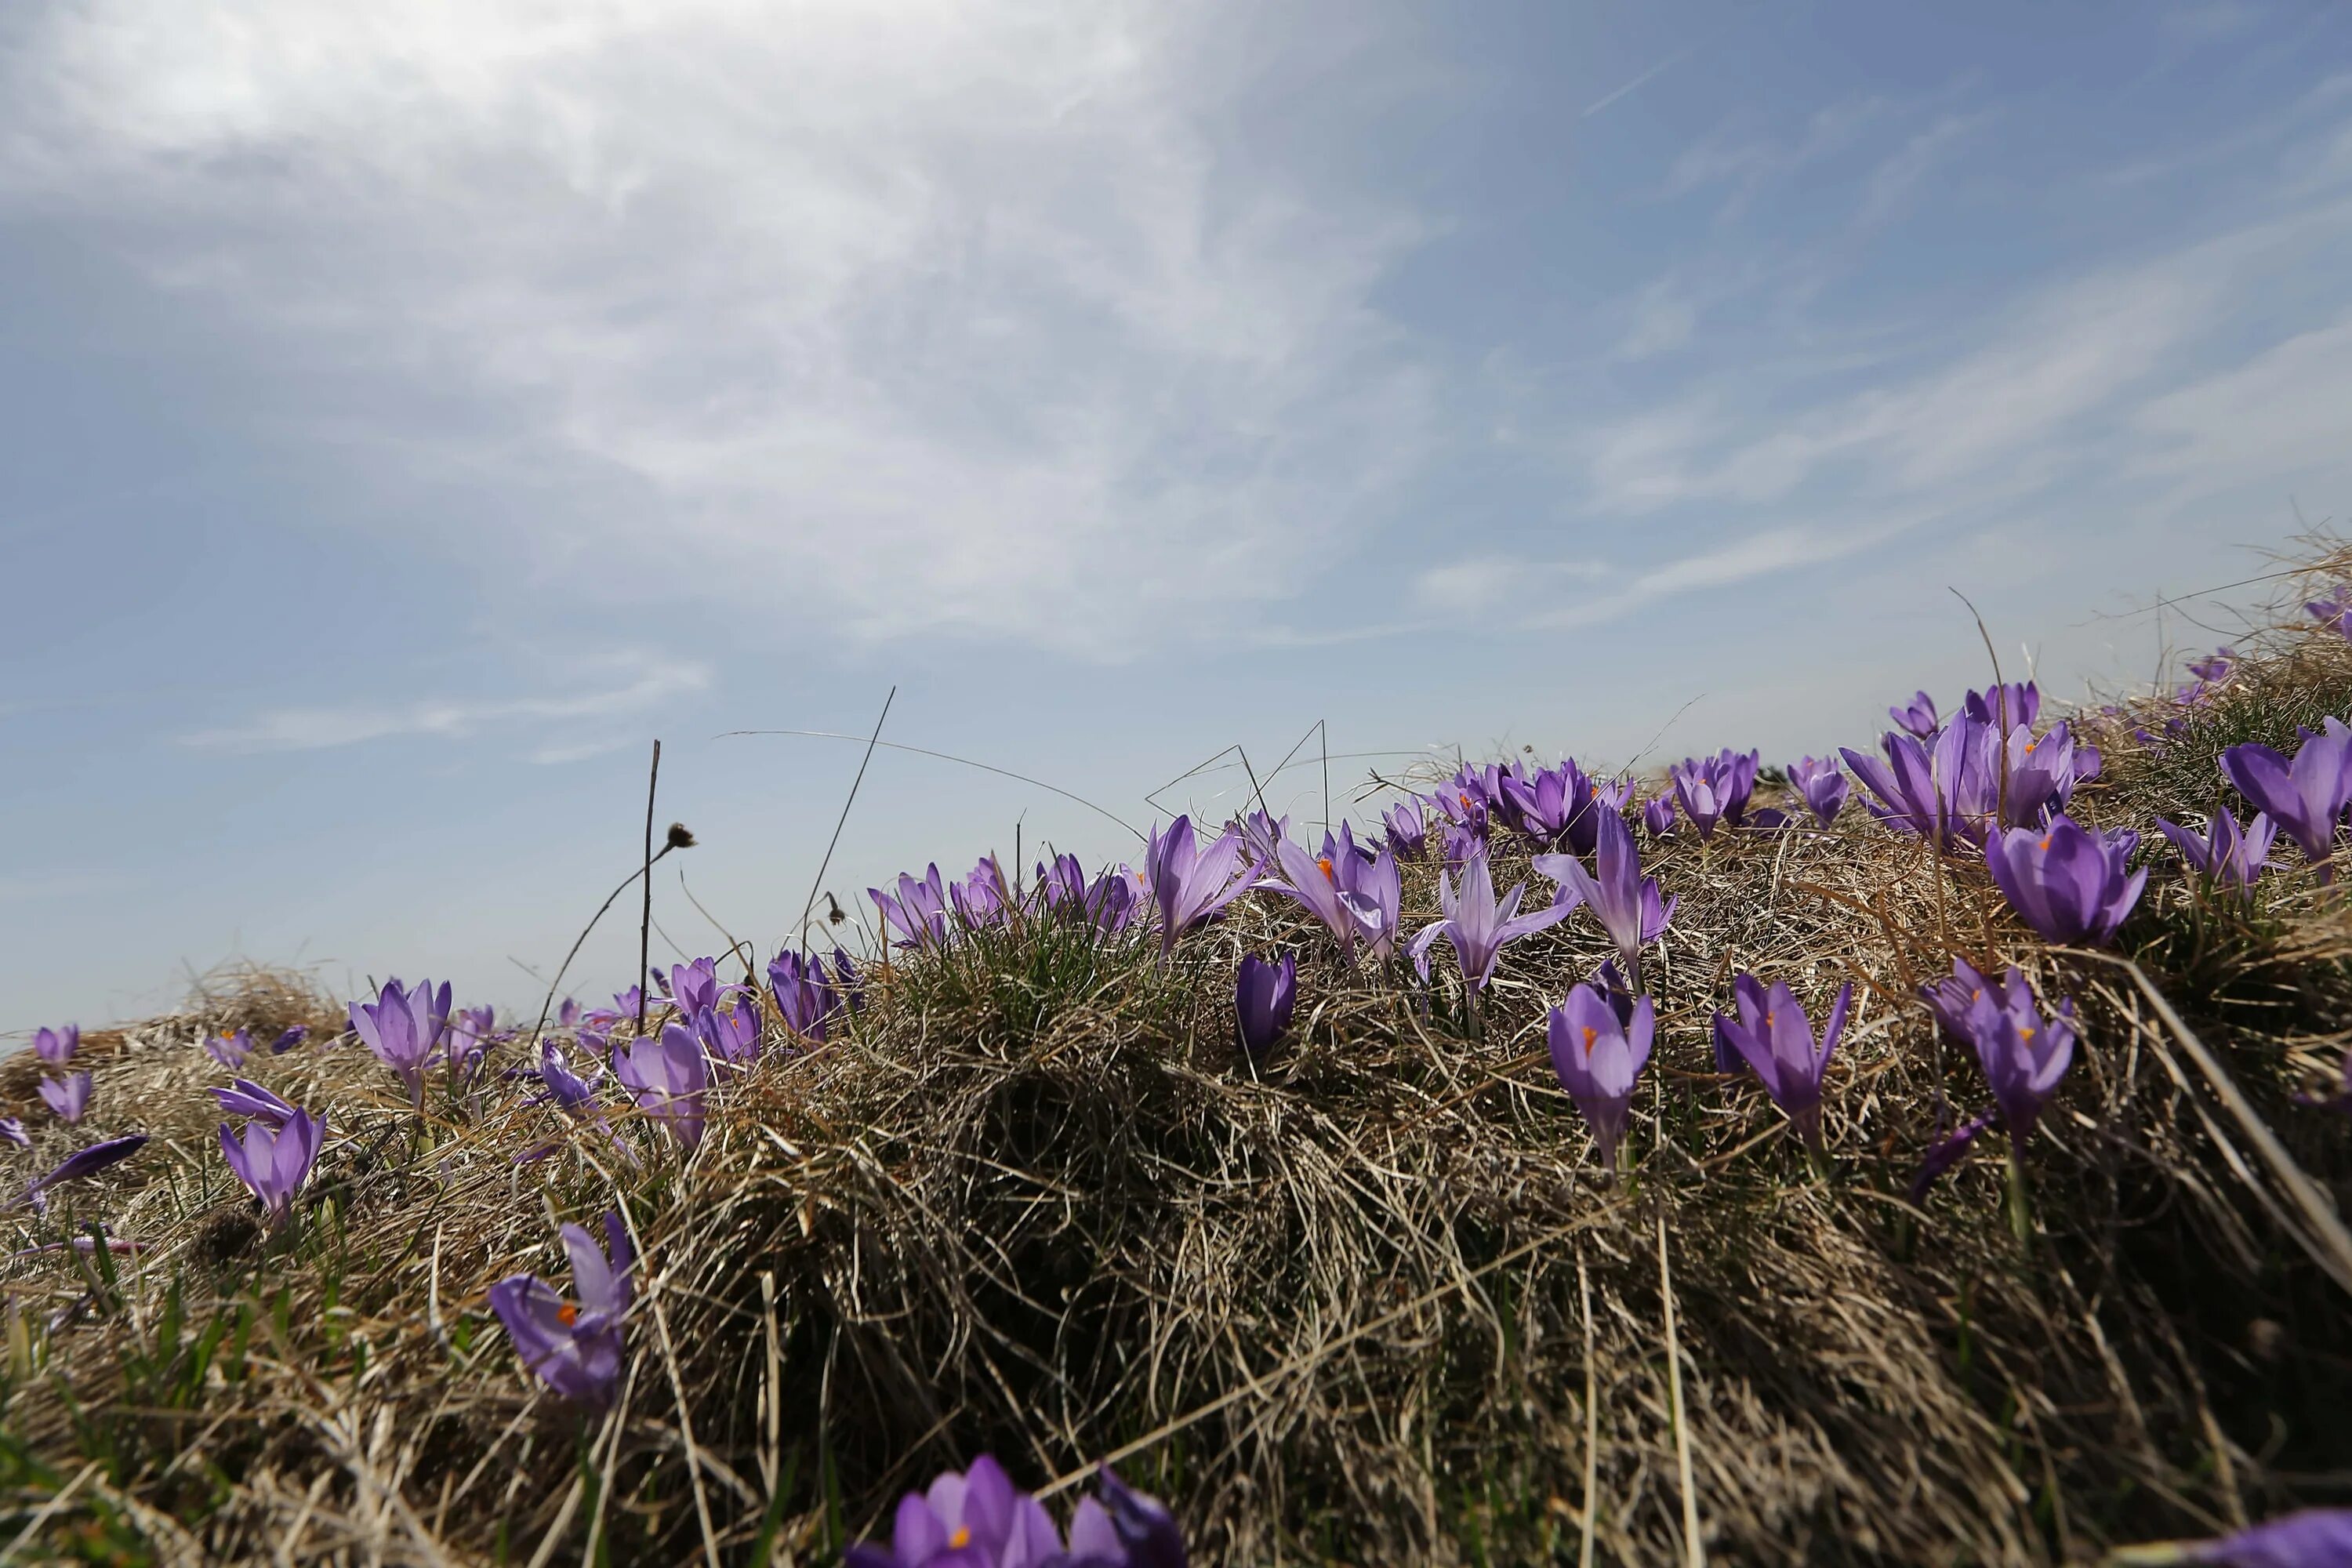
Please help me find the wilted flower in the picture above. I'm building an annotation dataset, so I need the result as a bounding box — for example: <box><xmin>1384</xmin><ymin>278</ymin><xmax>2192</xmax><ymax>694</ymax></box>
<box><xmin>871</xmin><ymin>866</ymin><xmax>952</xmax><ymax>948</ymax></box>
<box><xmin>1711</xmin><ymin>975</ymin><xmax>1852</xmax><ymax>1152</ymax></box>
<box><xmin>21</xmin><ymin>1133</ymin><xmax>148</xmax><ymax>1208</ymax></box>
<box><xmin>2157</xmin><ymin>810</ymin><xmax>2275</xmax><ymax>901</ymax></box>
<box><xmin>1963</xmin><ymin>681</ymin><xmax>2039</xmax><ymax>731</ymax></box>
<box><xmin>1984</xmin><ymin>815</ymin><xmax>2146</xmax><ymax>947</ymax></box>
<box><xmin>1547</xmin><ymin>984</ymin><xmax>1655</xmax><ymax>1171</ymax></box>
<box><xmin>1144</xmin><ymin>816</ymin><xmax>1253</xmax><ymax>959</ymax></box>
<box><xmin>212</xmin><ymin>1078</ymin><xmax>298</xmax><ymax>1127</ymax></box>
<box><xmin>1889</xmin><ymin>691</ymin><xmax>1940</xmax><ymax>738</ymax></box>
<box><xmin>1642</xmin><ymin>793</ymin><xmax>1676</xmax><ymax>837</ymax></box>
<box><xmin>1534</xmin><ymin>808</ymin><xmax>1677</xmax><ymax>982</ymax></box>
<box><xmin>1409</xmin><ymin>844</ymin><xmax>1572</xmax><ymax>993</ymax></box>
<box><xmin>1384</xmin><ymin>801</ymin><xmax>1428</xmax><ymax>861</ymax></box>
<box><xmin>38</xmin><ymin>1073</ymin><xmax>89</xmax><ymax>1123</ymax></box>
<box><xmin>612</xmin><ymin>1025</ymin><xmax>710</xmax><ymax>1151</ymax></box>
<box><xmin>1234</xmin><ymin>953</ymin><xmax>1297</xmax><ymax>1061</ymax></box>
<box><xmin>1922</xmin><ymin>959</ymin><xmax>2077</xmax><ymax>1157</ymax></box>
<box><xmin>488</xmin><ymin>1212</ymin><xmax>633</xmax><ymax>1408</ymax></box>
<box><xmin>1669</xmin><ymin>749</ymin><xmax>1760</xmax><ymax>840</ymax></box>
<box><xmin>2222</xmin><ymin>721</ymin><xmax>2352</xmax><ymax>868</ymax></box>
<box><xmin>349</xmin><ymin>978</ymin><xmax>452</xmax><ymax>1105</ymax></box>
<box><xmin>1787</xmin><ymin>756</ymin><xmax>1849</xmax><ymax>825</ymax></box>
<box><xmin>33</xmin><ymin>1025</ymin><xmax>78</xmax><ymax>1065</ymax></box>
<box><xmin>220</xmin><ymin>1108</ymin><xmax>324</xmax><ymax>1229</ymax></box>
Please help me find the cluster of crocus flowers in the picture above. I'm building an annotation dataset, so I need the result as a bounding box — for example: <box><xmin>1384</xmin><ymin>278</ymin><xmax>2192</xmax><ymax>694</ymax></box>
<box><xmin>1233</xmin><ymin>952</ymin><xmax>1297</xmax><ymax>1062</ymax></box>
<box><xmin>2156</xmin><ymin>809</ymin><xmax>2274</xmax><ymax>902</ymax></box>
<box><xmin>1670</xmin><ymin>748</ymin><xmax>1763</xmax><ymax>840</ymax></box>
<box><xmin>220</xmin><ymin>1105</ymin><xmax>324</xmax><ymax>1229</ymax></box>
<box><xmin>1038</xmin><ymin>852</ymin><xmax>1145</xmax><ymax>934</ymax></box>
<box><xmin>843</xmin><ymin>1456</ymin><xmax>1185</xmax><ymax>1568</ymax></box>
<box><xmin>1265</xmin><ymin>828</ymin><xmax>1400</xmax><ymax>960</ymax></box>
<box><xmin>488</xmin><ymin>1211</ymin><xmax>634</xmax><ymax>1408</ymax></box>
<box><xmin>1383</xmin><ymin>801</ymin><xmax>1428</xmax><ymax>861</ymax></box>
<box><xmin>1842</xmin><ymin>713</ymin><xmax>1999</xmax><ymax>851</ymax></box>
<box><xmin>872</xmin><ymin>865</ymin><xmax>953</xmax><ymax>948</ymax></box>
<box><xmin>1984</xmin><ymin>815</ymin><xmax>2146</xmax><ymax>947</ymax></box>
<box><xmin>1711</xmin><ymin>975</ymin><xmax>1852</xmax><ymax>1154</ymax></box>
<box><xmin>2222</xmin><ymin>719</ymin><xmax>2352</xmax><ymax>872</ymax></box>
<box><xmin>1144</xmin><ymin>815</ymin><xmax>1252</xmax><ymax>959</ymax></box>
<box><xmin>1410</xmin><ymin>844</ymin><xmax>1570</xmax><ymax>993</ymax></box>
<box><xmin>1535</xmin><ymin>808</ymin><xmax>1675</xmax><ymax>988</ymax></box>
<box><xmin>1786</xmin><ymin>756</ymin><xmax>1849</xmax><ymax>825</ymax></box>
<box><xmin>1546</xmin><ymin>981</ymin><xmax>1654</xmax><ymax>1172</ymax></box>
<box><xmin>350</xmin><ymin>977</ymin><xmax>452</xmax><ymax>1105</ymax></box>
<box><xmin>768</xmin><ymin>947</ymin><xmax>857</xmax><ymax>1042</ymax></box>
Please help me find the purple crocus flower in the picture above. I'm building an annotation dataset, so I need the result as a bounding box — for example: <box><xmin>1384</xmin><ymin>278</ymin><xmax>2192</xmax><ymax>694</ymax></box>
<box><xmin>1143</xmin><ymin>815</ymin><xmax>1252</xmax><ymax>959</ymax></box>
<box><xmin>1265</xmin><ymin>838</ymin><xmax>1380</xmax><ymax>954</ymax></box>
<box><xmin>1889</xmin><ymin>691</ymin><xmax>1940</xmax><ymax>738</ymax></box>
<box><xmin>268</xmin><ymin>1024</ymin><xmax>307</xmax><ymax>1054</ymax></box>
<box><xmin>2185</xmin><ymin>648</ymin><xmax>2237</xmax><ymax>687</ymax></box>
<box><xmin>1669</xmin><ymin>749</ymin><xmax>1760</xmax><ymax>840</ymax></box>
<box><xmin>2167</xmin><ymin>1507</ymin><xmax>2352</xmax><ymax>1566</ymax></box>
<box><xmin>38</xmin><ymin>1073</ymin><xmax>89</xmax><ymax>1123</ymax></box>
<box><xmin>1711</xmin><ymin>975</ymin><xmax>1852</xmax><ymax>1152</ymax></box>
<box><xmin>1787</xmin><ymin>756</ymin><xmax>1849</xmax><ymax>825</ymax></box>
<box><xmin>2309</xmin><ymin>593</ymin><xmax>2352</xmax><ymax>641</ymax></box>
<box><xmin>349</xmin><ymin>978</ymin><xmax>452</xmax><ymax>1105</ymax></box>
<box><xmin>0</xmin><ymin>1120</ymin><xmax>26</xmax><ymax>1149</ymax></box>
<box><xmin>1842</xmin><ymin>715</ymin><xmax>2001</xmax><ymax>851</ymax></box>
<box><xmin>205</xmin><ymin>1029</ymin><xmax>252</xmax><ymax>1069</ymax></box>
<box><xmin>2000</xmin><ymin>720</ymin><xmax>2097</xmax><ymax>828</ymax></box>
<box><xmin>1534</xmin><ymin>808</ymin><xmax>1677</xmax><ymax>982</ymax></box>
<box><xmin>1908</xmin><ymin>1111</ymin><xmax>1996</xmax><ymax>1205</ymax></box>
<box><xmin>212</xmin><ymin>1078</ymin><xmax>298</xmax><ymax>1127</ymax></box>
<box><xmin>535</xmin><ymin>1042</ymin><xmax>604</xmax><ymax>1116</ymax></box>
<box><xmin>1235</xmin><ymin>953</ymin><xmax>1297</xmax><ymax>1061</ymax></box>
<box><xmin>662</xmin><ymin>960</ymin><xmax>724</xmax><ymax>1019</ymax></box>
<box><xmin>1984</xmin><ymin>815</ymin><xmax>2147</xmax><ymax>947</ymax></box>
<box><xmin>22</xmin><ymin>1133</ymin><xmax>148</xmax><ymax>1207</ymax></box>
<box><xmin>842</xmin><ymin>1455</ymin><xmax>1110</xmax><ymax>1568</ymax></box>
<box><xmin>2156</xmin><ymin>810</ymin><xmax>2274</xmax><ymax>901</ymax></box>
<box><xmin>1922</xmin><ymin>959</ymin><xmax>2077</xmax><ymax>1157</ymax></box>
<box><xmin>557</xmin><ymin>997</ymin><xmax>582</xmax><ymax>1029</ymax></box>
<box><xmin>692</xmin><ymin>1000</ymin><xmax>763</xmax><ymax>1075</ymax></box>
<box><xmin>612</xmin><ymin>1025</ymin><xmax>710</xmax><ymax>1151</ymax></box>
<box><xmin>583</xmin><ymin>986</ymin><xmax>644</xmax><ymax>1029</ymax></box>
<box><xmin>488</xmin><ymin>1212</ymin><xmax>634</xmax><ymax>1408</ymax></box>
<box><xmin>951</xmin><ymin>855</ymin><xmax>1015</xmax><ymax>931</ymax></box>
<box><xmin>1239</xmin><ymin>809</ymin><xmax>1290</xmax><ymax>873</ymax></box>
<box><xmin>871</xmin><ymin>866</ymin><xmax>952</xmax><ymax>948</ymax></box>
<box><xmin>1409</xmin><ymin>844</ymin><xmax>1572</xmax><ymax>992</ymax></box>
<box><xmin>1642</xmin><ymin>793</ymin><xmax>1676</xmax><ymax>837</ymax></box>
<box><xmin>219</xmin><ymin>1108</ymin><xmax>325</xmax><ymax>1229</ymax></box>
<box><xmin>444</xmin><ymin>1004</ymin><xmax>496</xmax><ymax>1087</ymax></box>
<box><xmin>1384</xmin><ymin>801</ymin><xmax>1428</xmax><ymax>860</ymax></box>
<box><xmin>1339</xmin><ymin>838</ymin><xmax>1403</xmax><ymax>961</ymax></box>
<box><xmin>1547</xmin><ymin>985</ymin><xmax>1655</xmax><ymax>1172</ymax></box>
<box><xmin>1502</xmin><ymin>760</ymin><xmax>1600</xmax><ymax>853</ymax></box>
<box><xmin>1096</xmin><ymin>1466</ymin><xmax>1188</xmax><ymax>1567</ymax></box>
<box><xmin>1963</xmin><ymin>681</ymin><xmax>2039</xmax><ymax>732</ymax></box>
<box><xmin>2221</xmin><ymin>721</ymin><xmax>2352</xmax><ymax>868</ymax></box>
<box><xmin>32</xmin><ymin>1025</ymin><xmax>78</xmax><ymax>1065</ymax></box>
<box><xmin>768</xmin><ymin>949</ymin><xmax>843</xmax><ymax>1042</ymax></box>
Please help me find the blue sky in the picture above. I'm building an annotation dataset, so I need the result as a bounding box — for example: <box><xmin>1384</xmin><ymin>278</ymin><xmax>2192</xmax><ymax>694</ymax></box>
<box><xmin>5</xmin><ymin>0</ymin><xmax>2349</xmax><ymax>1036</ymax></box>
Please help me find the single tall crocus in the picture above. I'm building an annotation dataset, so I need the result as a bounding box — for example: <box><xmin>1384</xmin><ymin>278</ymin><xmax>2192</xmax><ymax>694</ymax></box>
<box><xmin>349</xmin><ymin>978</ymin><xmax>452</xmax><ymax>1105</ymax></box>
<box><xmin>1984</xmin><ymin>815</ymin><xmax>2147</xmax><ymax>947</ymax></box>
<box><xmin>1144</xmin><ymin>815</ymin><xmax>1252</xmax><ymax>959</ymax></box>
<box><xmin>663</xmin><ymin>960</ymin><xmax>724</xmax><ymax>1019</ymax></box>
<box><xmin>1547</xmin><ymin>984</ymin><xmax>1655</xmax><ymax>1172</ymax></box>
<box><xmin>1787</xmin><ymin>756</ymin><xmax>1849</xmax><ymax>825</ymax></box>
<box><xmin>612</xmin><ymin>1025</ymin><xmax>710</xmax><ymax>1151</ymax></box>
<box><xmin>33</xmin><ymin>1025</ymin><xmax>78</xmax><ymax>1065</ymax></box>
<box><xmin>1642</xmin><ymin>793</ymin><xmax>1676</xmax><ymax>837</ymax></box>
<box><xmin>1711</xmin><ymin>975</ymin><xmax>1852</xmax><ymax>1153</ymax></box>
<box><xmin>768</xmin><ymin>949</ymin><xmax>844</xmax><ymax>1042</ymax></box>
<box><xmin>1534</xmin><ymin>809</ymin><xmax>1676</xmax><ymax>989</ymax></box>
<box><xmin>1339</xmin><ymin>838</ymin><xmax>1403</xmax><ymax>961</ymax></box>
<box><xmin>2157</xmin><ymin>809</ymin><xmax>2274</xmax><ymax>902</ymax></box>
<box><xmin>212</xmin><ymin>1079</ymin><xmax>298</xmax><ymax>1128</ymax></box>
<box><xmin>1234</xmin><ymin>953</ymin><xmax>1297</xmax><ymax>1062</ymax></box>
<box><xmin>38</xmin><ymin>1073</ymin><xmax>89</xmax><ymax>1123</ymax></box>
<box><xmin>220</xmin><ymin>1108</ymin><xmax>325</xmax><ymax>1229</ymax></box>
<box><xmin>1889</xmin><ymin>691</ymin><xmax>1940</xmax><ymax>738</ymax></box>
<box><xmin>488</xmin><ymin>1212</ymin><xmax>633</xmax><ymax>1408</ymax></box>
<box><xmin>1409</xmin><ymin>844</ymin><xmax>1572</xmax><ymax>993</ymax></box>
<box><xmin>2221</xmin><ymin>720</ymin><xmax>2352</xmax><ymax>870</ymax></box>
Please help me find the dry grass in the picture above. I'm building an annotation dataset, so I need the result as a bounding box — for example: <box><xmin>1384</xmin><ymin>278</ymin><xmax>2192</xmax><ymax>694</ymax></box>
<box><xmin>6</xmin><ymin>552</ymin><xmax>2352</xmax><ymax>1566</ymax></box>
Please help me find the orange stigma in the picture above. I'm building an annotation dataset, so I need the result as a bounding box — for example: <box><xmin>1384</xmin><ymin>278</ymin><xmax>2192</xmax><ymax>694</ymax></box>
<box><xmin>949</xmin><ymin>1528</ymin><xmax>971</xmax><ymax>1550</ymax></box>
<box><xmin>1317</xmin><ymin>856</ymin><xmax>1335</xmax><ymax>881</ymax></box>
<box><xmin>557</xmin><ymin>1303</ymin><xmax>579</xmax><ymax>1327</ymax></box>
<box><xmin>1581</xmin><ymin>1025</ymin><xmax>1597</xmax><ymax>1054</ymax></box>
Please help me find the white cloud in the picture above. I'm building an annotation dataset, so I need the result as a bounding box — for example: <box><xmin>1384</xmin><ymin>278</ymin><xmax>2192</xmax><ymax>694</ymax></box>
<box><xmin>181</xmin><ymin>652</ymin><xmax>710</xmax><ymax>752</ymax></box>
<box><xmin>0</xmin><ymin>0</ymin><xmax>1436</xmax><ymax>655</ymax></box>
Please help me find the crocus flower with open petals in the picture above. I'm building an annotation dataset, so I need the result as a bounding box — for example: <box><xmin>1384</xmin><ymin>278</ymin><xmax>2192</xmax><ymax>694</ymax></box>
<box><xmin>1712</xmin><ymin>975</ymin><xmax>1852</xmax><ymax>1152</ymax></box>
<box><xmin>1534</xmin><ymin>808</ymin><xmax>1676</xmax><ymax>982</ymax></box>
<box><xmin>1235</xmin><ymin>953</ymin><xmax>1297</xmax><ymax>1061</ymax></box>
<box><xmin>663</xmin><ymin>960</ymin><xmax>724</xmax><ymax>1019</ymax></box>
<box><xmin>871</xmin><ymin>866</ymin><xmax>952</xmax><ymax>948</ymax></box>
<box><xmin>1889</xmin><ymin>691</ymin><xmax>1940</xmax><ymax>737</ymax></box>
<box><xmin>1786</xmin><ymin>756</ymin><xmax>1848</xmax><ymax>825</ymax></box>
<box><xmin>212</xmin><ymin>1078</ymin><xmax>298</xmax><ymax>1127</ymax></box>
<box><xmin>220</xmin><ymin>1108</ymin><xmax>324</xmax><ymax>1229</ymax></box>
<box><xmin>1144</xmin><ymin>815</ymin><xmax>1252</xmax><ymax>959</ymax></box>
<box><xmin>488</xmin><ymin>1212</ymin><xmax>633</xmax><ymax>1407</ymax></box>
<box><xmin>2000</xmin><ymin>720</ymin><xmax>2096</xmax><ymax>827</ymax></box>
<box><xmin>1964</xmin><ymin>681</ymin><xmax>2039</xmax><ymax>731</ymax></box>
<box><xmin>1670</xmin><ymin>749</ymin><xmax>1759</xmax><ymax>840</ymax></box>
<box><xmin>843</xmin><ymin>1456</ymin><xmax>1181</xmax><ymax>1568</ymax></box>
<box><xmin>1547</xmin><ymin>984</ymin><xmax>1655</xmax><ymax>1171</ymax></box>
<box><xmin>1409</xmin><ymin>844</ymin><xmax>1572</xmax><ymax>992</ymax></box>
<box><xmin>39</xmin><ymin>1073</ymin><xmax>89</xmax><ymax>1123</ymax></box>
<box><xmin>1922</xmin><ymin>959</ymin><xmax>2077</xmax><ymax>1158</ymax></box>
<box><xmin>205</xmin><ymin>1029</ymin><xmax>251</xmax><ymax>1069</ymax></box>
<box><xmin>21</xmin><ymin>1133</ymin><xmax>148</xmax><ymax>1208</ymax></box>
<box><xmin>1843</xmin><ymin>715</ymin><xmax>2001</xmax><ymax>850</ymax></box>
<box><xmin>612</xmin><ymin>1025</ymin><xmax>710</xmax><ymax>1151</ymax></box>
<box><xmin>1984</xmin><ymin>815</ymin><xmax>2147</xmax><ymax>947</ymax></box>
<box><xmin>1502</xmin><ymin>760</ymin><xmax>1599</xmax><ymax>852</ymax></box>
<box><xmin>692</xmin><ymin>1001</ymin><xmax>763</xmax><ymax>1074</ymax></box>
<box><xmin>33</xmin><ymin>1025</ymin><xmax>78</xmax><ymax>1065</ymax></box>
<box><xmin>1384</xmin><ymin>801</ymin><xmax>1428</xmax><ymax>861</ymax></box>
<box><xmin>2221</xmin><ymin>720</ymin><xmax>2352</xmax><ymax>868</ymax></box>
<box><xmin>2157</xmin><ymin>810</ymin><xmax>2274</xmax><ymax>901</ymax></box>
<box><xmin>1266</xmin><ymin>838</ymin><xmax>1381</xmax><ymax>954</ymax></box>
<box><xmin>349</xmin><ymin>978</ymin><xmax>452</xmax><ymax>1105</ymax></box>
